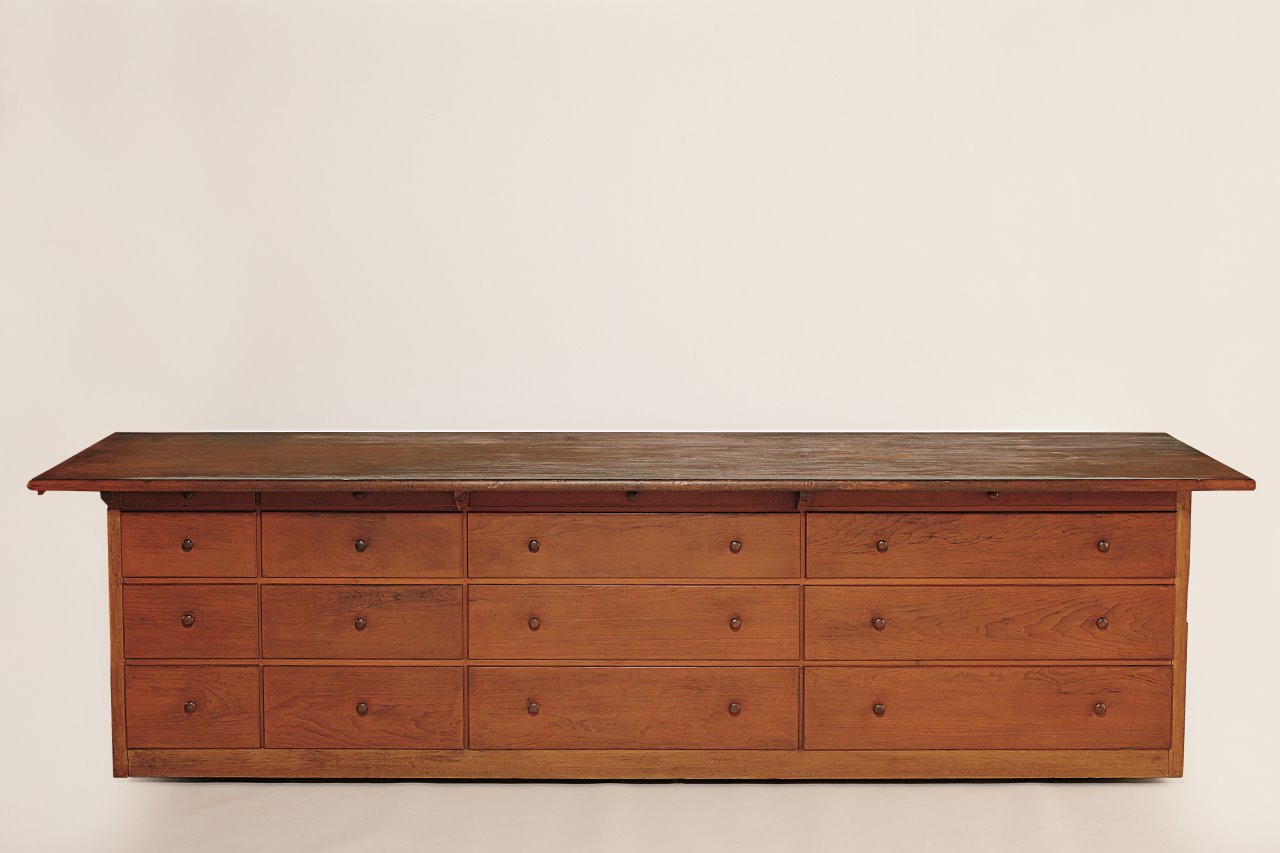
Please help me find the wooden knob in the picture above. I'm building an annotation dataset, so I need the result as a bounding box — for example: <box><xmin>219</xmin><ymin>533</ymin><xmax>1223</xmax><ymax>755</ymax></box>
<box><xmin>1094</xmin><ymin>702</ymin><xmax>1108</xmax><ymax>716</ymax></box>
<box><xmin>183</xmin><ymin>700</ymin><xmax>197</xmax><ymax>714</ymax></box>
<box><xmin>729</xmin><ymin>616</ymin><xmax>742</xmax><ymax>631</ymax></box>
<box><xmin>1097</xmin><ymin>540</ymin><xmax>1110</xmax><ymax>553</ymax></box>
<box><xmin>181</xmin><ymin>613</ymin><xmax>195</xmax><ymax>628</ymax></box>
<box><xmin>528</xmin><ymin>539</ymin><xmax>540</xmax><ymax>553</ymax></box>
<box><xmin>875</xmin><ymin>540</ymin><xmax>889</xmax><ymax>553</ymax></box>
<box><xmin>354</xmin><ymin>539</ymin><xmax>368</xmax><ymax>553</ymax></box>
<box><xmin>356</xmin><ymin>702</ymin><xmax>369</xmax><ymax>716</ymax></box>
<box><xmin>872</xmin><ymin>703</ymin><xmax>886</xmax><ymax>717</ymax></box>
<box><xmin>871</xmin><ymin>616</ymin><xmax>886</xmax><ymax>631</ymax></box>
<box><xmin>527</xmin><ymin>700</ymin><xmax>540</xmax><ymax>716</ymax></box>
<box><xmin>528</xmin><ymin>616</ymin><xmax>541</xmax><ymax>631</ymax></box>
<box><xmin>352</xmin><ymin>491</ymin><xmax>365</xmax><ymax>500</ymax></box>
<box><xmin>354</xmin><ymin>617</ymin><xmax>367</xmax><ymax>631</ymax></box>
<box><xmin>1096</xmin><ymin>616</ymin><xmax>1109</xmax><ymax>630</ymax></box>
<box><xmin>626</xmin><ymin>491</ymin><xmax>640</xmax><ymax>501</ymax></box>
<box><xmin>729</xmin><ymin>540</ymin><xmax>742</xmax><ymax>554</ymax></box>
<box><xmin>728</xmin><ymin>702</ymin><xmax>742</xmax><ymax>716</ymax></box>
<box><xmin>987</xmin><ymin>491</ymin><xmax>1000</xmax><ymax>500</ymax></box>
<box><xmin>181</xmin><ymin>538</ymin><xmax>194</xmax><ymax>552</ymax></box>
<box><xmin>181</xmin><ymin>491</ymin><xmax>194</xmax><ymax>499</ymax></box>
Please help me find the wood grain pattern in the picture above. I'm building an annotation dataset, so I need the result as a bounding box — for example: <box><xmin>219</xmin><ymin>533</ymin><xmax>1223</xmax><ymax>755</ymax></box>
<box><xmin>807</xmin><ymin>513</ymin><xmax>1176</xmax><ymax>578</ymax></box>
<box><xmin>121</xmin><ymin>512</ymin><xmax>256</xmax><ymax>577</ymax></box>
<box><xmin>28</xmin><ymin>432</ymin><xmax>1255</xmax><ymax>493</ymax></box>
<box><xmin>469</xmin><ymin>514</ymin><xmax>800</xmax><ymax>578</ymax></box>
<box><xmin>124</xmin><ymin>665</ymin><xmax>260</xmax><ymax>748</ymax></box>
<box><xmin>805</xmin><ymin>666</ymin><xmax>1173</xmax><ymax>750</ymax></box>
<box><xmin>123</xmin><ymin>584</ymin><xmax>258</xmax><ymax>659</ymax></box>
<box><xmin>262</xmin><ymin>512</ymin><xmax>463</xmax><ymax>577</ymax></box>
<box><xmin>119</xmin><ymin>491</ymin><xmax>256</xmax><ymax>510</ymax></box>
<box><xmin>809</xmin><ymin>491</ymin><xmax>1177</xmax><ymax>511</ymax></box>
<box><xmin>264</xmin><ymin>666</ymin><xmax>463</xmax><ymax>748</ymax></box>
<box><xmin>1172</xmin><ymin>492</ymin><xmax>1192</xmax><ymax>776</ymax></box>
<box><xmin>469</xmin><ymin>585</ymin><xmax>799</xmax><ymax>660</ymax></box>
<box><xmin>805</xmin><ymin>585</ymin><xmax>1174</xmax><ymax>660</ymax></box>
<box><xmin>469</xmin><ymin>667</ymin><xmax>799</xmax><ymax>749</ymax></box>
<box><xmin>469</xmin><ymin>491</ymin><xmax>797</xmax><ymax>512</ymax></box>
<box><xmin>261</xmin><ymin>585</ymin><xmax>463</xmax><ymax>659</ymax></box>
<box><xmin>259</xmin><ymin>492</ymin><xmax>456</xmax><ymax>510</ymax></box>
<box><xmin>106</xmin><ymin>510</ymin><xmax>127</xmax><ymax>776</ymax></box>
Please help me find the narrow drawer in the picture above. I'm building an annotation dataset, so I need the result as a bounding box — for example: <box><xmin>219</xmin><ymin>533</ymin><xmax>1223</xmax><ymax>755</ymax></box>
<box><xmin>469</xmin><ymin>513</ymin><xmax>801</xmax><ymax>578</ymax></box>
<box><xmin>260</xmin><ymin>492</ymin><xmax>456</xmax><ymax>510</ymax></box>
<box><xmin>261</xmin><ymin>585</ymin><xmax>463</xmax><ymax>659</ymax></box>
<box><xmin>805</xmin><ymin>585</ymin><xmax>1175</xmax><ymax>660</ymax></box>
<box><xmin>264</xmin><ymin>666</ymin><xmax>463</xmax><ymax>748</ymax></box>
<box><xmin>119</xmin><ymin>492</ymin><xmax>256</xmax><ymax>510</ymax></box>
<box><xmin>468</xmin><ymin>491</ymin><xmax>797</xmax><ymax>512</ymax></box>
<box><xmin>124</xmin><ymin>665</ymin><xmax>260</xmax><ymax>748</ymax></box>
<box><xmin>123</xmin><ymin>584</ymin><xmax>259</xmax><ymax>659</ymax></box>
<box><xmin>804</xmin><ymin>666</ymin><xmax>1173</xmax><ymax>749</ymax></box>
<box><xmin>807</xmin><ymin>513</ymin><xmax>1175</xmax><ymax>578</ymax></box>
<box><xmin>469</xmin><ymin>667</ymin><xmax>798</xmax><ymax>749</ymax></box>
<box><xmin>121</xmin><ymin>512</ymin><xmax>256</xmax><ymax>577</ymax></box>
<box><xmin>262</xmin><ymin>513</ymin><xmax>463</xmax><ymax>577</ymax></box>
<box><xmin>469</xmin><ymin>585</ymin><xmax>799</xmax><ymax>659</ymax></box>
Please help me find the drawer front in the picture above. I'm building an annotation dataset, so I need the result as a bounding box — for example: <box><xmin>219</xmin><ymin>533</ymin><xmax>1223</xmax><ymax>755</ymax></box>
<box><xmin>259</xmin><ymin>492</ymin><xmax>456</xmax><ymax>510</ymax></box>
<box><xmin>261</xmin><ymin>585</ymin><xmax>463</xmax><ymax>659</ymax></box>
<box><xmin>470</xmin><ymin>585</ymin><xmax>799</xmax><ymax>660</ymax></box>
<box><xmin>469</xmin><ymin>491</ymin><xmax>797</xmax><ymax>512</ymax></box>
<box><xmin>805</xmin><ymin>585</ymin><xmax>1174</xmax><ymax>660</ymax></box>
<box><xmin>124</xmin><ymin>665</ymin><xmax>260</xmax><ymax>748</ymax></box>
<box><xmin>264</xmin><ymin>666</ymin><xmax>463</xmax><ymax>748</ymax></box>
<box><xmin>469</xmin><ymin>513</ymin><xmax>801</xmax><ymax>578</ymax></box>
<box><xmin>262</xmin><ymin>512</ymin><xmax>463</xmax><ymax>577</ymax></box>
<box><xmin>123</xmin><ymin>584</ymin><xmax>259</xmax><ymax>659</ymax></box>
<box><xmin>804</xmin><ymin>666</ymin><xmax>1173</xmax><ymax>749</ymax></box>
<box><xmin>469</xmin><ymin>667</ymin><xmax>798</xmax><ymax>749</ymax></box>
<box><xmin>807</xmin><ymin>513</ymin><xmax>1175</xmax><ymax>578</ymax></box>
<box><xmin>119</xmin><ymin>492</ymin><xmax>256</xmax><ymax>510</ymax></box>
<box><xmin>121</xmin><ymin>512</ymin><xmax>256</xmax><ymax>577</ymax></box>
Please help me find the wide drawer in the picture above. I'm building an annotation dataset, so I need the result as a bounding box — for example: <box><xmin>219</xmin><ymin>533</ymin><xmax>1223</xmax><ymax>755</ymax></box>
<box><xmin>121</xmin><ymin>512</ymin><xmax>256</xmax><ymax>577</ymax></box>
<box><xmin>262</xmin><ymin>513</ymin><xmax>463</xmax><ymax>577</ymax></box>
<box><xmin>469</xmin><ymin>666</ymin><xmax>798</xmax><ymax>749</ymax></box>
<box><xmin>807</xmin><ymin>513</ymin><xmax>1175</xmax><ymax>578</ymax></box>
<box><xmin>124</xmin><ymin>665</ymin><xmax>260</xmax><ymax>748</ymax></box>
<box><xmin>469</xmin><ymin>585</ymin><xmax>799</xmax><ymax>659</ymax></box>
<box><xmin>469</xmin><ymin>513</ymin><xmax>801</xmax><ymax>578</ymax></box>
<box><xmin>261</xmin><ymin>585</ymin><xmax>463</xmax><ymax>659</ymax></box>
<box><xmin>123</xmin><ymin>584</ymin><xmax>259</xmax><ymax>659</ymax></box>
<box><xmin>805</xmin><ymin>585</ymin><xmax>1174</xmax><ymax>660</ymax></box>
<box><xmin>264</xmin><ymin>666</ymin><xmax>464</xmax><ymax>748</ymax></box>
<box><xmin>804</xmin><ymin>666</ymin><xmax>1173</xmax><ymax>749</ymax></box>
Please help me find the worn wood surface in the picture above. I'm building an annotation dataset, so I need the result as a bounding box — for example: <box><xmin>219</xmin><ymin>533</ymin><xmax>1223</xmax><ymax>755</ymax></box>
<box><xmin>262</xmin><ymin>513</ymin><xmax>463</xmax><ymax>577</ymax></box>
<box><xmin>120</xmin><ymin>512</ymin><xmax>257</xmax><ymax>577</ymax></box>
<box><xmin>123</xmin><ymin>584</ymin><xmax>259</xmax><ymax>659</ymax></box>
<box><xmin>29</xmin><ymin>432</ymin><xmax>1255</xmax><ymax>492</ymax></box>
<box><xmin>261</xmin><ymin>585</ymin><xmax>463</xmax><ymax>659</ymax></box>
<box><xmin>106</xmin><ymin>510</ymin><xmax>127</xmax><ymax>776</ymax></box>
<box><xmin>124</xmin><ymin>665</ymin><xmax>260</xmax><ymax>748</ymax></box>
<box><xmin>119</xmin><ymin>492</ymin><xmax>256</xmax><ymax>510</ymax></box>
<box><xmin>1172</xmin><ymin>492</ymin><xmax>1192</xmax><ymax>776</ymax></box>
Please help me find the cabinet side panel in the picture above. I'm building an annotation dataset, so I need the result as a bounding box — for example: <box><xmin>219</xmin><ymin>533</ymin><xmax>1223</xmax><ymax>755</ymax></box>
<box><xmin>107</xmin><ymin>508</ymin><xmax>127</xmax><ymax>776</ymax></box>
<box><xmin>1171</xmin><ymin>492</ymin><xmax>1191</xmax><ymax>776</ymax></box>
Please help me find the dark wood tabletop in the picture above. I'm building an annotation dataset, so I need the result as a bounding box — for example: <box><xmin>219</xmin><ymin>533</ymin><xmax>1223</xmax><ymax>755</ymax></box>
<box><xmin>26</xmin><ymin>432</ymin><xmax>1254</xmax><ymax>493</ymax></box>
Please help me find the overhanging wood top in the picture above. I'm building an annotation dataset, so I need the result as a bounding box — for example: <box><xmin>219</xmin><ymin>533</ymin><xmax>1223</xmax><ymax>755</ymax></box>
<box><xmin>26</xmin><ymin>432</ymin><xmax>1255</xmax><ymax>493</ymax></box>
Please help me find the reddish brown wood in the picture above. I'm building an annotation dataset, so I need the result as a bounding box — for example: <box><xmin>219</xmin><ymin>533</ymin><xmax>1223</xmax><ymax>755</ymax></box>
<box><xmin>468</xmin><ymin>491</ymin><xmax>798</xmax><ymax>512</ymax></box>
<box><xmin>264</xmin><ymin>666</ymin><xmax>464</xmax><ymax>748</ymax></box>
<box><xmin>261</xmin><ymin>585</ymin><xmax>463</xmax><ymax>659</ymax></box>
<box><xmin>809</xmin><ymin>491</ymin><xmax>1177</xmax><ymax>511</ymax></box>
<box><xmin>106</xmin><ymin>510</ymin><xmax>127</xmax><ymax>776</ymax></box>
<box><xmin>262</xmin><ymin>513</ymin><xmax>463</xmax><ymax>577</ymax></box>
<box><xmin>469</xmin><ymin>585</ymin><xmax>799</xmax><ymax>660</ymax></box>
<box><xmin>807</xmin><ymin>513</ymin><xmax>1176</xmax><ymax>578</ymax></box>
<box><xmin>259</xmin><ymin>492</ymin><xmax>456</xmax><ymax>510</ymax></box>
<box><xmin>121</xmin><ymin>512</ymin><xmax>256</xmax><ymax>578</ymax></box>
<box><xmin>804</xmin><ymin>585</ymin><xmax>1174</xmax><ymax>660</ymax></box>
<box><xmin>119</xmin><ymin>492</ymin><xmax>256</xmax><ymax>510</ymax></box>
<box><xmin>123</xmin><ymin>584</ymin><xmax>259</xmax><ymax>659</ymax></box>
<box><xmin>124</xmin><ymin>665</ymin><xmax>260</xmax><ymax>748</ymax></box>
<box><xmin>469</xmin><ymin>514</ymin><xmax>800</xmax><ymax>578</ymax></box>
<box><xmin>469</xmin><ymin>667</ymin><xmax>798</xmax><ymax>749</ymax></box>
<box><xmin>804</xmin><ymin>666</ymin><xmax>1173</xmax><ymax>749</ymax></box>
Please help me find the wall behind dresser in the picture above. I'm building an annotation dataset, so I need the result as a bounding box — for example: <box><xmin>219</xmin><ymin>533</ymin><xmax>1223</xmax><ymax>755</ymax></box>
<box><xmin>1</xmin><ymin>2</ymin><xmax>1277</xmax><ymax>852</ymax></box>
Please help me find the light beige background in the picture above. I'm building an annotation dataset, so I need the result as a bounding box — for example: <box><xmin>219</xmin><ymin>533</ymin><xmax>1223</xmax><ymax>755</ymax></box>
<box><xmin>1</xmin><ymin>1</ymin><xmax>1276</xmax><ymax>851</ymax></box>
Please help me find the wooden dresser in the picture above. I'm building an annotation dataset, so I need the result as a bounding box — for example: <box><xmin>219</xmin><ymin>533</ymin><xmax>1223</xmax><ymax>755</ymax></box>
<box><xmin>28</xmin><ymin>433</ymin><xmax>1253</xmax><ymax>779</ymax></box>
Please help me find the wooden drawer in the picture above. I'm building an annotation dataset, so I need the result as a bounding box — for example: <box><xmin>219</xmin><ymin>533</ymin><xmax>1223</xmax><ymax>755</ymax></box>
<box><xmin>804</xmin><ymin>666</ymin><xmax>1173</xmax><ymax>749</ymax></box>
<box><xmin>124</xmin><ymin>665</ymin><xmax>260</xmax><ymax>748</ymax></box>
<box><xmin>469</xmin><ymin>513</ymin><xmax>800</xmax><ymax>578</ymax></box>
<box><xmin>805</xmin><ymin>585</ymin><xmax>1174</xmax><ymax>660</ymax></box>
<box><xmin>121</xmin><ymin>512</ymin><xmax>256</xmax><ymax>577</ymax></box>
<box><xmin>260</xmin><ymin>492</ymin><xmax>456</xmax><ymax>510</ymax></box>
<box><xmin>261</xmin><ymin>585</ymin><xmax>463</xmax><ymax>659</ymax></box>
<box><xmin>264</xmin><ymin>666</ymin><xmax>463</xmax><ymax>748</ymax></box>
<box><xmin>469</xmin><ymin>667</ymin><xmax>798</xmax><ymax>749</ymax></box>
<box><xmin>469</xmin><ymin>585</ymin><xmax>799</xmax><ymax>660</ymax></box>
<box><xmin>119</xmin><ymin>492</ymin><xmax>256</xmax><ymax>510</ymax></box>
<box><xmin>262</xmin><ymin>512</ymin><xmax>463</xmax><ymax>577</ymax></box>
<box><xmin>123</xmin><ymin>584</ymin><xmax>258</xmax><ymax>659</ymax></box>
<box><xmin>807</xmin><ymin>513</ymin><xmax>1175</xmax><ymax>578</ymax></box>
<box><xmin>468</xmin><ymin>491</ymin><xmax>797</xmax><ymax>512</ymax></box>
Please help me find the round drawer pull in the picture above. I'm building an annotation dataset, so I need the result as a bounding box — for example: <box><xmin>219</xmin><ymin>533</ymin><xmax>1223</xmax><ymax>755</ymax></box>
<box><xmin>354</xmin><ymin>539</ymin><xmax>368</xmax><ymax>553</ymax></box>
<box><xmin>528</xmin><ymin>539</ymin><xmax>540</xmax><ymax>553</ymax></box>
<box><xmin>180</xmin><ymin>491</ymin><xmax>194</xmax><ymax>499</ymax></box>
<box><xmin>729</xmin><ymin>540</ymin><xmax>743</xmax><ymax>554</ymax></box>
<box><xmin>872</xmin><ymin>703</ymin><xmax>886</xmax><ymax>717</ymax></box>
<box><xmin>528</xmin><ymin>616</ymin><xmax>542</xmax><ymax>631</ymax></box>
<box><xmin>987</xmin><ymin>491</ymin><xmax>1000</xmax><ymax>500</ymax></box>
<box><xmin>626</xmin><ymin>491</ymin><xmax>640</xmax><ymax>502</ymax></box>
<box><xmin>727</xmin><ymin>702</ymin><xmax>742</xmax><ymax>716</ymax></box>
<box><xmin>352</xmin><ymin>491</ymin><xmax>366</xmax><ymax>500</ymax></box>
<box><xmin>1094</xmin><ymin>702</ymin><xmax>1108</xmax><ymax>717</ymax></box>
<box><xmin>728</xmin><ymin>616</ymin><xmax>742</xmax><ymax>631</ymax></box>
<box><xmin>354</xmin><ymin>617</ymin><xmax>368</xmax><ymax>631</ymax></box>
<box><xmin>181</xmin><ymin>613</ymin><xmax>195</xmax><ymax>628</ymax></box>
<box><xmin>356</xmin><ymin>702</ymin><xmax>369</xmax><ymax>716</ymax></box>
<box><xmin>1097</xmin><ymin>540</ymin><xmax>1110</xmax><ymax>554</ymax></box>
<box><xmin>1096</xmin><ymin>616</ymin><xmax>1109</xmax><ymax>630</ymax></box>
<box><xmin>871</xmin><ymin>616</ymin><xmax>886</xmax><ymax>631</ymax></box>
<box><xmin>183</xmin><ymin>700</ymin><xmax>197</xmax><ymax>714</ymax></box>
<box><xmin>875</xmin><ymin>539</ymin><xmax>889</xmax><ymax>553</ymax></box>
<box><xmin>527</xmin><ymin>700</ymin><xmax>540</xmax><ymax>716</ymax></box>
<box><xmin>180</xmin><ymin>538</ymin><xmax>194</xmax><ymax>552</ymax></box>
